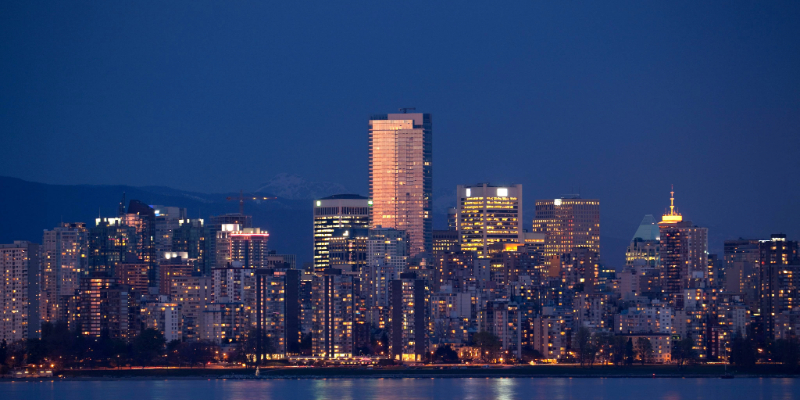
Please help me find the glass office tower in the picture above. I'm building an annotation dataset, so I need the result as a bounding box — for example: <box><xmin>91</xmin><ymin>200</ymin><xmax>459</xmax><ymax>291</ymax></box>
<box><xmin>368</xmin><ymin>112</ymin><xmax>432</xmax><ymax>256</ymax></box>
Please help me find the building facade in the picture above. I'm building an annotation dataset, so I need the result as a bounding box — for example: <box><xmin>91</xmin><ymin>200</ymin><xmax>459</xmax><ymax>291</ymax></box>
<box><xmin>457</xmin><ymin>183</ymin><xmax>522</xmax><ymax>258</ymax></box>
<box><xmin>313</xmin><ymin>194</ymin><xmax>371</xmax><ymax>273</ymax></box>
<box><xmin>388</xmin><ymin>272</ymin><xmax>429</xmax><ymax>362</ymax></box>
<box><xmin>532</xmin><ymin>196</ymin><xmax>600</xmax><ymax>261</ymax></box>
<box><xmin>41</xmin><ymin>223</ymin><xmax>88</xmax><ymax>324</ymax></box>
<box><xmin>312</xmin><ymin>269</ymin><xmax>362</xmax><ymax>359</ymax></box>
<box><xmin>0</xmin><ymin>241</ymin><xmax>40</xmax><ymax>341</ymax></box>
<box><xmin>658</xmin><ymin>189</ymin><xmax>708</xmax><ymax>299</ymax></box>
<box><xmin>255</xmin><ymin>269</ymin><xmax>300</xmax><ymax>360</ymax></box>
<box><xmin>369</xmin><ymin>112</ymin><xmax>432</xmax><ymax>256</ymax></box>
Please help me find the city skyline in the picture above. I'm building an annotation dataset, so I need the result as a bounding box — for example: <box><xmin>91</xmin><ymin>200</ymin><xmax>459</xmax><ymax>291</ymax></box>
<box><xmin>3</xmin><ymin>1</ymin><xmax>800</xmax><ymax>389</ymax></box>
<box><xmin>2</xmin><ymin>2</ymin><xmax>799</xmax><ymax>260</ymax></box>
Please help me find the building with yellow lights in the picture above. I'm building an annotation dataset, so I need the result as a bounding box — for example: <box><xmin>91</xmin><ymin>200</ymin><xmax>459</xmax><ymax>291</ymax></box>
<box><xmin>41</xmin><ymin>223</ymin><xmax>87</xmax><ymax>324</ymax></box>
<box><xmin>532</xmin><ymin>196</ymin><xmax>600</xmax><ymax>262</ymax></box>
<box><xmin>388</xmin><ymin>272</ymin><xmax>429</xmax><ymax>362</ymax></box>
<box><xmin>255</xmin><ymin>268</ymin><xmax>301</xmax><ymax>360</ymax></box>
<box><xmin>625</xmin><ymin>215</ymin><xmax>660</xmax><ymax>267</ymax></box>
<box><xmin>312</xmin><ymin>268</ymin><xmax>362</xmax><ymax>359</ymax></box>
<box><xmin>457</xmin><ymin>183</ymin><xmax>522</xmax><ymax>258</ymax></box>
<box><xmin>313</xmin><ymin>194</ymin><xmax>371</xmax><ymax>273</ymax></box>
<box><xmin>657</xmin><ymin>188</ymin><xmax>708</xmax><ymax>300</ymax></box>
<box><xmin>169</xmin><ymin>275</ymin><xmax>212</xmax><ymax>342</ymax></box>
<box><xmin>140</xmin><ymin>298</ymin><xmax>182</xmax><ymax>342</ymax></box>
<box><xmin>0</xmin><ymin>241</ymin><xmax>40</xmax><ymax>341</ymax></box>
<box><xmin>758</xmin><ymin>234</ymin><xmax>800</xmax><ymax>339</ymax></box>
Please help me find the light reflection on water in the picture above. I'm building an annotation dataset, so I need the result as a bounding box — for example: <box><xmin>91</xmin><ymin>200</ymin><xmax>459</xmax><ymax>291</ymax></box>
<box><xmin>0</xmin><ymin>378</ymin><xmax>798</xmax><ymax>400</ymax></box>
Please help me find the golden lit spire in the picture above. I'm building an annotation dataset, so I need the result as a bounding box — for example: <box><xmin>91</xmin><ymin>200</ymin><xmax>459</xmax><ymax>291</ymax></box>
<box><xmin>660</xmin><ymin>184</ymin><xmax>682</xmax><ymax>224</ymax></box>
<box><xmin>669</xmin><ymin>184</ymin><xmax>675</xmax><ymax>215</ymax></box>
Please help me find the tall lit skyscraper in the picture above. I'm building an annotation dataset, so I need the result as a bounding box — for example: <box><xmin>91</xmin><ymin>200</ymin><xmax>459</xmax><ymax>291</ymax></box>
<box><xmin>122</xmin><ymin>200</ymin><xmax>157</xmax><ymax>286</ymax></box>
<box><xmin>457</xmin><ymin>183</ymin><xmax>522</xmax><ymax>258</ymax></box>
<box><xmin>369</xmin><ymin>112</ymin><xmax>432</xmax><ymax>256</ymax></box>
<box><xmin>0</xmin><ymin>241</ymin><xmax>40</xmax><ymax>341</ymax></box>
<box><xmin>313</xmin><ymin>194</ymin><xmax>371</xmax><ymax>273</ymax></box>
<box><xmin>759</xmin><ymin>234</ymin><xmax>799</xmax><ymax>339</ymax></box>
<box><xmin>532</xmin><ymin>196</ymin><xmax>600</xmax><ymax>261</ymax></box>
<box><xmin>657</xmin><ymin>188</ymin><xmax>708</xmax><ymax>299</ymax></box>
<box><xmin>41</xmin><ymin>222</ymin><xmax>88</xmax><ymax>323</ymax></box>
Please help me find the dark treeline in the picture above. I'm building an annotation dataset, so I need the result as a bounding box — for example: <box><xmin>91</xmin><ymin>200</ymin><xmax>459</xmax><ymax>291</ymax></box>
<box><xmin>0</xmin><ymin>322</ymin><xmax>240</xmax><ymax>372</ymax></box>
<box><xmin>3</xmin><ymin>323</ymin><xmax>800</xmax><ymax>373</ymax></box>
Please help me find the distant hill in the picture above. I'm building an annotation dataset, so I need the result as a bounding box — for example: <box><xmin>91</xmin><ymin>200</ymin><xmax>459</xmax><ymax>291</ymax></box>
<box><xmin>0</xmin><ymin>176</ymin><xmax>318</xmax><ymax>267</ymax></box>
<box><xmin>0</xmin><ymin>176</ymin><xmax>636</xmax><ymax>269</ymax></box>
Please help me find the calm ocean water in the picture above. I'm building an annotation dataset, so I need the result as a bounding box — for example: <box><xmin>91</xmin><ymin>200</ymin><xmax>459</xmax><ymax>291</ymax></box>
<box><xmin>1</xmin><ymin>378</ymin><xmax>798</xmax><ymax>400</ymax></box>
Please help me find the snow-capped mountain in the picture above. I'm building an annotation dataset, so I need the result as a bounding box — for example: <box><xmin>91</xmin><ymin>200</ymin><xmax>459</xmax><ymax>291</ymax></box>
<box><xmin>255</xmin><ymin>173</ymin><xmax>350</xmax><ymax>200</ymax></box>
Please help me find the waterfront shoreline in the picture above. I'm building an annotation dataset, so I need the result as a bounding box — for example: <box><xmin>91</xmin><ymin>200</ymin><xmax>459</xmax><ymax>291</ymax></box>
<box><xmin>3</xmin><ymin>365</ymin><xmax>799</xmax><ymax>381</ymax></box>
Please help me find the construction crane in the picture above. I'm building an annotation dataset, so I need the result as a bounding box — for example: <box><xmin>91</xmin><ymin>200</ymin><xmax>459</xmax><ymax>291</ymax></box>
<box><xmin>226</xmin><ymin>190</ymin><xmax>276</xmax><ymax>215</ymax></box>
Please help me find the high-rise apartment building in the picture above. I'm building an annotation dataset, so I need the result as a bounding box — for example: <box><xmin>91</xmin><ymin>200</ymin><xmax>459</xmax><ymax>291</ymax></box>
<box><xmin>532</xmin><ymin>196</ymin><xmax>600</xmax><ymax>261</ymax></box>
<box><xmin>41</xmin><ymin>222</ymin><xmax>88</xmax><ymax>324</ymax></box>
<box><xmin>388</xmin><ymin>272</ymin><xmax>429</xmax><ymax>362</ymax></box>
<box><xmin>215</xmin><ymin>226</ymin><xmax>269</xmax><ymax>269</ymax></box>
<box><xmin>205</xmin><ymin>213</ymin><xmax>252</xmax><ymax>274</ymax></box>
<box><xmin>255</xmin><ymin>269</ymin><xmax>301</xmax><ymax>360</ymax></box>
<box><xmin>114</xmin><ymin>259</ymin><xmax>150</xmax><ymax>294</ymax></box>
<box><xmin>327</xmin><ymin>228</ymin><xmax>369</xmax><ymax>274</ymax></box>
<box><xmin>169</xmin><ymin>275</ymin><xmax>212</xmax><ymax>342</ymax></box>
<box><xmin>171</xmin><ymin>219</ymin><xmax>205</xmax><ymax>272</ymax></box>
<box><xmin>89</xmin><ymin>217</ymin><xmax>137</xmax><ymax>277</ymax></box>
<box><xmin>229</xmin><ymin>228</ymin><xmax>270</xmax><ymax>269</ymax></box>
<box><xmin>152</xmin><ymin>206</ymin><xmax>187</xmax><ymax>255</ymax></box>
<box><xmin>759</xmin><ymin>234</ymin><xmax>800</xmax><ymax>339</ymax></box>
<box><xmin>158</xmin><ymin>256</ymin><xmax>195</xmax><ymax>295</ymax></box>
<box><xmin>312</xmin><ymin>269</ymin><xmax>362</xmax><ymax>359</ymax></box>
<box><xmin>724</xmin><ymin>238</ymin><xmax>761</xmax><ymax>311</ymax></box>
<box><xmin>369</xmin><ymin>112</ymin><xmax>432</xmax><ymax>256</ymax></box>
<box><xmin>657</xmin><ymin>189</ymin><xmax>708</xmax><ymax>299</ymax></box>
<box><xmin>75</xmin><ymin>275</ymin><xmax>131</xmax><ymax>340</ymax></box>
<box><xmin>313</xmin><ymin>194</ymin><xmax>371</xmax><ymax>273</ymax></box>
<box><xmin>140</xmin><ymin>297</ymin><xmax>182</xmax><ymax>342</ymax></box>
<box><xmin>363</xmin><ymin>228</ymin><xmax>409</xmax><ymax>326</ymax></box>
<box><xmin>457</xmin><ymin>184</ymin><xmax>522</xmax><ymax>257</ymax></box>
<box><xmin>123</xmin><ymin>200</ymin><xmax>157</xmax><ymax>286</ymax></box>
<box><xmin>0</xmin><ymin>241</ymin><xmax>40</xmax><ymax>341</ymax></box>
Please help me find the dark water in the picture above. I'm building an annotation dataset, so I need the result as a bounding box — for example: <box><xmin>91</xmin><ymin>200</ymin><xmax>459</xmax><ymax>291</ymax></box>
<box><xmin>1</xmin><ymin>378</ymin><xmax>798</xmax><ymax>400</ymax></box>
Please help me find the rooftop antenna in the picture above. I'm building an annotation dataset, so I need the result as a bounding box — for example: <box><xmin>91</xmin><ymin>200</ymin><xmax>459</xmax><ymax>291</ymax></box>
<box><xmin>670</xmin><ymin>184</ymin><xmax>676</xmax><ymax>215</ymax></box>
<box><xmin>399</xmin><ymin>107</ymin><xmax>416</xmax><ymax>113</ymax></box>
